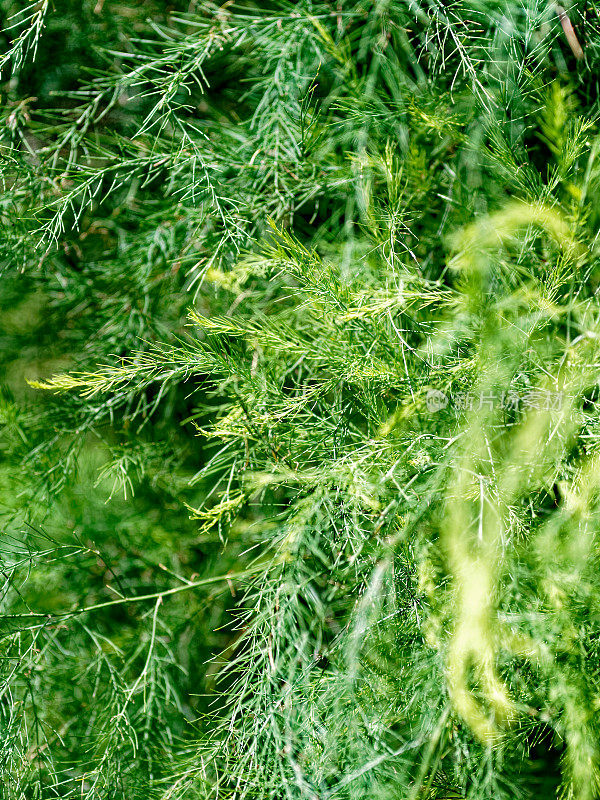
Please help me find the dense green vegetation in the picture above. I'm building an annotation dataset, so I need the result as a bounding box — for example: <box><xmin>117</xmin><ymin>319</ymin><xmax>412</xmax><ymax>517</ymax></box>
<box><xmin>2</xmin><ymin>1</ymin><xmax>600</xmax><ymax>797</ymax></box>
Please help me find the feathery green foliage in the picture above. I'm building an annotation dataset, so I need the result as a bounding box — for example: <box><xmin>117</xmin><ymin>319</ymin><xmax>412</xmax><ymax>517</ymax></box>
<box><xmin>3</xmin><ymin>1</ymin><xmax>600</xmax><ymax>798</ymax></box>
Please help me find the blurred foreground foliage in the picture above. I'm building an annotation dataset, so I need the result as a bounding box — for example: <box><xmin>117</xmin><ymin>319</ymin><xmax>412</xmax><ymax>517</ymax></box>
<box><xmin>3</xmin><ymin>1</ymin><xmax>600</xmax><ymax>798</ymax></box>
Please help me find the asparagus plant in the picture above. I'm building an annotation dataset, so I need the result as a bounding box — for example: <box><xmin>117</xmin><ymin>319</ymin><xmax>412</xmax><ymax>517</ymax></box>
<box><xmin>2</xmin><ymin>1</ymin><xmax>600</xmax><ymax>798</ymax></box>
